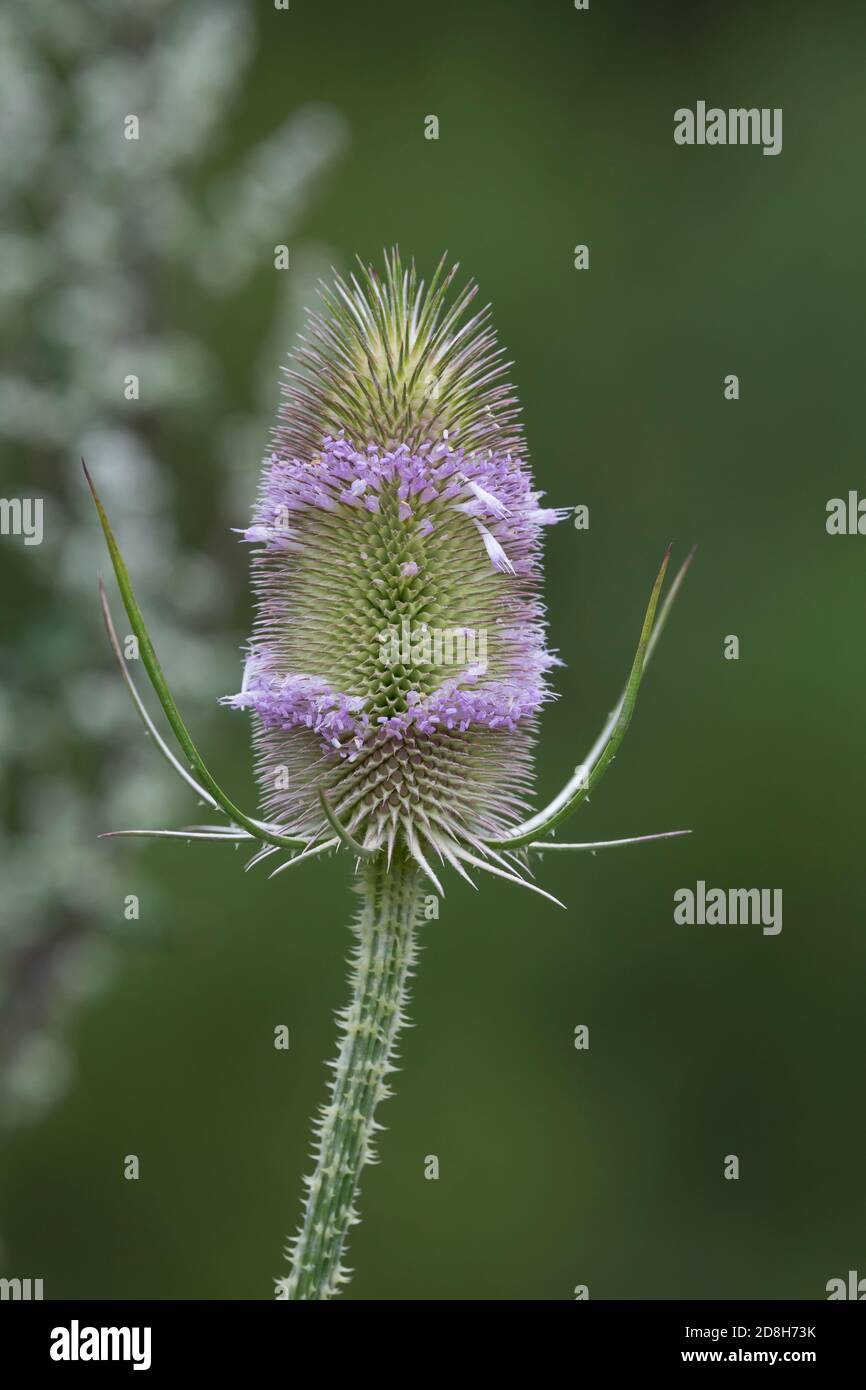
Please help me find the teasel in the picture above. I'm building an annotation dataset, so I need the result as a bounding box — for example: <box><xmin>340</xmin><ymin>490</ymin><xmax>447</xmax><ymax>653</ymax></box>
<box><xmin>85</xmin><ymin>250</ymin><xmax>693</xmax><ymax>1300</ymax></box>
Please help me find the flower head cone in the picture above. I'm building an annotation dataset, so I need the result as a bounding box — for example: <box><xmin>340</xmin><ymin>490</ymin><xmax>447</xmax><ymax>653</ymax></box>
<box><xmin>226</xmin><ymin>251</ymin><xmax>566</xmax><ymax>870</ymax></box>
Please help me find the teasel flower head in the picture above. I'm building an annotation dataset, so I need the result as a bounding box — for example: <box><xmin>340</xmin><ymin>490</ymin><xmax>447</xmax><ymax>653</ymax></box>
<box><xmin>225</xmin><ymin>251</ymin><xmax>568</xmax><ymax>880</ymax></box>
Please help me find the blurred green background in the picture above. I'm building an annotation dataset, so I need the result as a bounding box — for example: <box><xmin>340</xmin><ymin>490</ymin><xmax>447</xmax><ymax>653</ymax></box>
<box><xmin>2</xmin><ymin>0</ymin><xmax>865</xmax><ymax>1299</ymax></box>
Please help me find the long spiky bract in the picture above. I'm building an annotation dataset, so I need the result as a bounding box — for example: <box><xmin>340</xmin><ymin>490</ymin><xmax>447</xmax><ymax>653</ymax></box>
<box><xmin>84</xmin><ymin>462</ymin><xmax>307</xmax><ymax>853</ymax></box>
<box><xmin>88</xmin><ymin>250</ymin><xmax>692</xmax><ymax>1300</ymax></box>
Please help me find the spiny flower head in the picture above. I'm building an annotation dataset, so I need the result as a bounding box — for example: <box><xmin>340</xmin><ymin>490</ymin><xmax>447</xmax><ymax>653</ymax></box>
<box><xmin>225</xmin><ymin>251</ymin><xmax>567</xmax><ymax>870</ymax></box>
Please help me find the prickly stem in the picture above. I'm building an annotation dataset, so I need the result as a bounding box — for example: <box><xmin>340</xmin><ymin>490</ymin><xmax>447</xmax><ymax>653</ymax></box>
<box><xmin>277</xmin><ymin>855</ymin><xmax>422</xmax><ymax>1300</ymax></box>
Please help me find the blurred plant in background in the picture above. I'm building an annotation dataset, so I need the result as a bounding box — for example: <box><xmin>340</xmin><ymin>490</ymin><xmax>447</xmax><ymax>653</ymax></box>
<box><xmin>0</xmin><ymin>0</ymin><xmax>347</xmax><ymax>1127</ymax></box>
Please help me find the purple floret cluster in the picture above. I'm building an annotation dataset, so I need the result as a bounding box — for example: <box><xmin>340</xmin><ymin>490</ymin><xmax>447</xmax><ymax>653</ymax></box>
<box><xmin>225</xmin><ymin>433</ymin><xmax>565</xmax><ymax>756</ymax></box>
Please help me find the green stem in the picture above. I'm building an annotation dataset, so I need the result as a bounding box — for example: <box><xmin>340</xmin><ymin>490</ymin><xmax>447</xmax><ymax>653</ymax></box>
<box><xmin>279</xmin><ymin>854</ymin><xmax>422</xmax><ymax>1300</ymax></box>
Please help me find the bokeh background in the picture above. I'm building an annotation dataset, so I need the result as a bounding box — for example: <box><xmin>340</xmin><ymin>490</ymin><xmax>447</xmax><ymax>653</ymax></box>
<box><xmin>1</xmin><ymin>0</ymin><xmax>864</xmax><ymax>1300</ymax></box>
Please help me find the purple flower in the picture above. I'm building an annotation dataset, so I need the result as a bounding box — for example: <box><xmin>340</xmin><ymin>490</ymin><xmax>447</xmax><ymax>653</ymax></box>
<box><xmin>224</xmin><ymin>252</ymin><xmax>568</xmax><ymax>864</ymax></box>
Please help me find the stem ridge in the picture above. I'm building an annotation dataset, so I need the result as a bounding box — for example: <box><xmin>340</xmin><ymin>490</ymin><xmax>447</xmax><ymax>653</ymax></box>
<box><xmin>278</xmin><ymin>855</ymin><xmax>422</xmax><ymax>1300</ymax></box>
